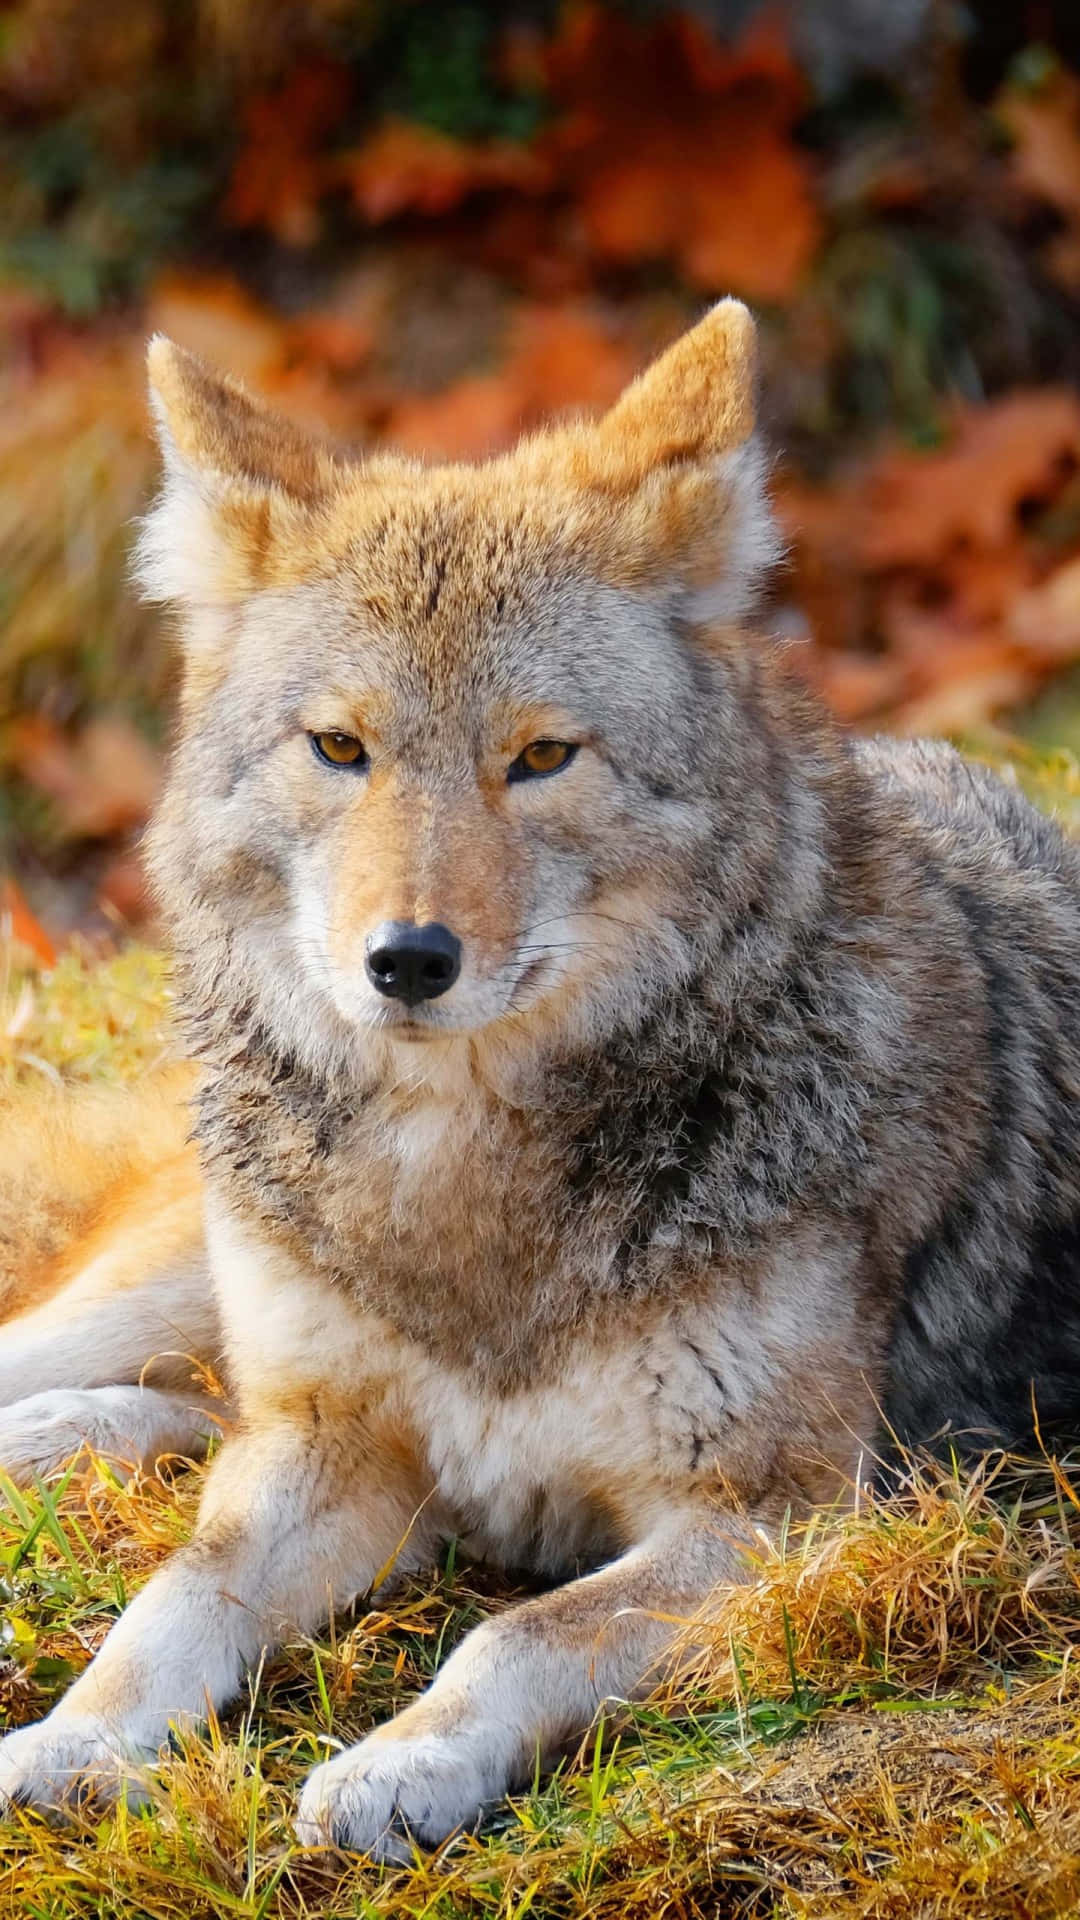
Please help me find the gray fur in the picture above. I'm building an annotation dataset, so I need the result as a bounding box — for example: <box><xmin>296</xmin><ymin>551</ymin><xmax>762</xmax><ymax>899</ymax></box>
<box><xmin>154</xmin><ymin>595</ymin><xmax>1080</xmax><ymax>1453</ymax></box>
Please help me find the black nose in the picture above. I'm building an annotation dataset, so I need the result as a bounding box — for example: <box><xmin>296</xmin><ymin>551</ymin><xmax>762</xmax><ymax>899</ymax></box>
<box><xmin>364</xmin><ymin>921</ymin><xmax>462</xmax><ymax>1004</ymax></box>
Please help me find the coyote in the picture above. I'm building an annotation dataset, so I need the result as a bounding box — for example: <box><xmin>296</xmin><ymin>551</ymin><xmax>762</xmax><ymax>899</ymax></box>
<box><xmin>3</xmin><ymin>301</ymin><xmax>1080</xmax><ymax>1858</ymax></box>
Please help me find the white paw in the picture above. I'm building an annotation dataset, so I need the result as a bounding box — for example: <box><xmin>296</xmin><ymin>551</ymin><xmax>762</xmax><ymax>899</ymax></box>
<box><xmin>295</xmin><ymin>1719</ymin><xmax>516</xmax><ymax>1861</ymax></box>
<box><xmin>0</xmin><ymin>1714</ymin><xmax>151</xmax><ymax>1818</ymax></box>
<box><xmin>0</xmin><ymin>1385</ymin><xmax>213</xmax><ymax>1485</ymax></box>
<box><xmin>0</xmin><ymin>1390</ymin><xmax>116</xmax><ymax>1483</ymax></box>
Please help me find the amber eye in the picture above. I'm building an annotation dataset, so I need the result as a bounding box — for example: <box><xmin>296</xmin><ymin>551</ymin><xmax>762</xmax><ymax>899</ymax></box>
<box><xmin>508</xmin><ymin>740</ymin><xmax>578</xmax><ymax>783</ymax></box>
<box><xmin>311</xmin><ymin>730</ymin><xmax>368</xmax><ymax>769</ymax></box>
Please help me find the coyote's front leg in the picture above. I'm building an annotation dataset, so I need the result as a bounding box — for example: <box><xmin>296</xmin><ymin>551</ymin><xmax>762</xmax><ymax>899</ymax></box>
<box><xmin>0</xmin><ymin>1419</ymin><xmax>431</xmax><ymax>1816</ymax></box>
<box><xmin>295</xmin><ymin>1510</ymin><xmax>749</xmax><ymax>1862</ymax></box>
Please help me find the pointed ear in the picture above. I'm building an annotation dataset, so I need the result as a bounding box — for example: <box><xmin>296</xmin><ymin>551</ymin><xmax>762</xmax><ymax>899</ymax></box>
<box><xmin>594</xmin><ymin>298</ymin><xmax>757</xmax><ymax>480</ymax></box>
<box><xmin>568</xmin><ymin>300</ymin><xmax>781</xmax><ymax>623</ymax></box>
<box><xmin>135</xmin><ymin>337</ymin><xmax>342</xmax><ymax>606</ymax></box>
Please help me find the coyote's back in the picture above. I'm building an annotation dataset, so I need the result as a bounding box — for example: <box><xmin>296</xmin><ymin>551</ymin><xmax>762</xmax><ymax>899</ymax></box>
<box><xmin>861</xmin><ymin>736</ymin><xmax>1080</xmax><ymax>1447</ymax></box>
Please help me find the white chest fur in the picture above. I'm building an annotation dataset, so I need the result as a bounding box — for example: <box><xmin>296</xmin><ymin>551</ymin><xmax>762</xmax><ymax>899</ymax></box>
<box><xmin>209</xmin><ymin>1197</ymin><xmax>867</xmax><ymax>1579</ymax></box>
<box><xmin>208</xmin><ymin>1200</ymin><xmax>755</xmax><ymax>1571</ymax></box>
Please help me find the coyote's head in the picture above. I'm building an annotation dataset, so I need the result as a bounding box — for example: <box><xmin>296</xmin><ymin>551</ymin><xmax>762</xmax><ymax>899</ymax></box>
<box><xmin>141</xmin><ymin>303</ymin><xmax>792</xmax><ymax>1083</ymax></box>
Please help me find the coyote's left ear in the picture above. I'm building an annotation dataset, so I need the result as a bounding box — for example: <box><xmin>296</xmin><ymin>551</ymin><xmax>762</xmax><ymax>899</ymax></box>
<box><xmin>578</xmin><ymin>299</ymin><xmax>781</xmax><ymax>622</ymax></box>
<box><xmin>135</xmin><ymin>337</ymin><xmax>341</xmax><ymax>607</ymax></box>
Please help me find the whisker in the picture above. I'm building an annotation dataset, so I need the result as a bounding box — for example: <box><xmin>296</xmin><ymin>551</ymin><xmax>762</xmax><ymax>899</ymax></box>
<box><xmin>523</xmin><ymin>910</ymin><xmax>654</xmax><ymax>937</ymax></box>
<box><xmin>518</xmin><ymin>938</ymin><xmax>614</xmax><ymax>957</ymax></box>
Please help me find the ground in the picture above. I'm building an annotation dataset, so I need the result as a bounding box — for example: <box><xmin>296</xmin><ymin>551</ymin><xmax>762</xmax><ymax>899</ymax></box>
<box><xmin>2</xmin><ymin>941</ymin><xmax>1080</xmax><ymax>1920</ymax></box>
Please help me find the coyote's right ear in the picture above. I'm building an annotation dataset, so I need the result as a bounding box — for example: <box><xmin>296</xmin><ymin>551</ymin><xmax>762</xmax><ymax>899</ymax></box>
<box><xmin>136</xmin><ymin>337</ymin><xmax>341</xmax><ymax>608</ymax></box>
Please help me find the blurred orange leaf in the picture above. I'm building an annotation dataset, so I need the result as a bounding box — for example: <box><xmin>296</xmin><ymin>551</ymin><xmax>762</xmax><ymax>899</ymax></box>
<box><xmin>0</xmin><ymin>878</ymin><xmax>56</xmax><ymax>969</ymax></box>
<box><xmin>286</xmin><ymin>307</ymin><xmax>377</xmax><ymax>375</ymax></box>
<box><xmin>146</xmin><ymin>273</ymin><xmax>289</xmax><ymax>385</ymax></box>
<box><xmin>887</xmin><ymin>634</ymin><xmax>1040</xmax><ymax>739</ymax></box>
<box><xmin>507</xmin><ymin>303</ymin><xmax>638</xmax><ymax>415</ymax></box>
<box><xmin>339</xmin><ymin>121</ymin><xmax>551</xmax><ymax>223</ymax></box>
<box><xmin>386</xmin><ymin>303</ymin><xmax>637</xmax><ymax>459</ymax></box>
<box><xmin>11</xmin><ymin>715</ymin><xmax>161</xmax><ymax>840</ymax></box>
<box><xmin>224</xmin><ymin>60</ymin><xmax>352</xmax><ymax>246</ymax></box>
<box><xmin>781</xmin><ymin>386</ymin><xmax>1080</xmax><ymax>730</ymax></box>
<box><xmin>941</xmin><ymin>542</ymin><xmax>1036</xmax><ymax>628</ymax></box>
<box><xmin>1011</xmin><ymin>555</ymin><xmax>1080</xmax><ymax>661</ymax></box>
<box><xmin>547</xmin><ymin>7</ymin><xmax>820</xmax><ymax>299</ymax></box>
<box><xmin>388</xmin><ymin>370</ymin><xmax>527</xmax><ymax>461</ymax></box>
<box><xmin>858</xmin><ymin>391</ymin><xmax>1080</xmax><ymax>570</ymax></box>
<box><xmin>809</xmin><ymin>652</ymin><xmax>908</xmax><ymax>725</ymax></box>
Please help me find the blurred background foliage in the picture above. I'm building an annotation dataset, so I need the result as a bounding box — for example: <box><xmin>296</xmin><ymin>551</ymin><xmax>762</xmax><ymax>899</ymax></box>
<box><xmin>4</xmin><ymin>0</ymin><xmax>1080</xmax><ymax>948</ymax></box>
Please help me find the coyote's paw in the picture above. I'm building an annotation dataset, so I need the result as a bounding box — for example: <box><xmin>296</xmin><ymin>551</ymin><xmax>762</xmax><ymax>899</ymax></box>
<box><xmin>295</xmin><ymin>1719</ymin><xmax>515</xmax><ymax>1862</ymax></box>
<box><xmin>0</xmin><ymin>1385</ymin><xmax>217</xmax><ymax>1486</ymax></box>
<box><xmin>0</xmin><ymin>1715</ymin><xmax>152</xmax><ymax>1819</ymax></box>
<box><xmin>0</xmin><ymin>1391</ymin><xmax>107</xmax><ymax>1484</ymax></box>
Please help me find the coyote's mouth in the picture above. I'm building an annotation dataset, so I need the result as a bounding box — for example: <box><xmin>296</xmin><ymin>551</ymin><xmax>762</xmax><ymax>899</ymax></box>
<box><xmin>389</xmin><ymin>1017</ymin><xmax>439</xmax><ymax>1042</ymax></box>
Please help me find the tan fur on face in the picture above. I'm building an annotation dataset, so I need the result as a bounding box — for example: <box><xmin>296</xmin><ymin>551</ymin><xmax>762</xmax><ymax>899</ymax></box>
<box><xmin>325</xmin><ymin>775</ymin><xmax>525</xmax><ymax>984</ymax></box>
<box><xmin>137</xmin><ymin>304</ymin><xmax>776</xmax><ymax>1051</ymax></box>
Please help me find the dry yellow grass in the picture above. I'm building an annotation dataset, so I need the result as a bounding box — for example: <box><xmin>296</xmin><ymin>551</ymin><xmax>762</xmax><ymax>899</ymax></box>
<box><xmin>0</xmin><ymin>941</ymin><xmax>174</xmax><ymax>1093</ymax></box>
<box><xmin>1</xmin><ymin>942</ymin><xmax>1080</xmax><ymax>1919</ymax></box>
